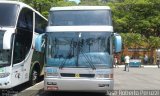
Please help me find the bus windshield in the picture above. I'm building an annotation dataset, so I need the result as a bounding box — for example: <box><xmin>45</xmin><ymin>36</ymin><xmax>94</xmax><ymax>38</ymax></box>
<box><xmin>0</xmin><ymin>31</ymin><xmax>11</xmax><ymax>67</ymax></box>
<box><xmin>49</xmin><ymin>10</ymin><xmax>112</xmax><ymax>26</ymax></box>
<box><xmin>0</xmin><ymin>50</ymin><xmax>11</xmax><ymax>67</ymax></box>
<box><xmin>46</xmin><ymin>32</ymin><xmax>112</xmax><ymax>68</ymax></box>
<box><xmin>0</xmin><ymin>3</ymin><xmax>19</xmax><ymax>27</ymax></box>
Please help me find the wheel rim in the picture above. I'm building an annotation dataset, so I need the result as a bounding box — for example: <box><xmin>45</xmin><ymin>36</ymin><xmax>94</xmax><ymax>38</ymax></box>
<box><xmin>32</xmin><ymin>70</ymin><xmax>38</xmax><ymax>84</ymax></box>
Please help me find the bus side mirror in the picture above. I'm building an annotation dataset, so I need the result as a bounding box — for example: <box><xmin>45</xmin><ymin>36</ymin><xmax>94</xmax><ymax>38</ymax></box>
<box><xmin>35</xmin><ymin>34</ymin><xmax>45</xmax><ymax>52</ymax></box>
<box><xmin>114</xmin><ymin>33</ymin><xmax>122</xmax><ymax>52</ymax></box>
<box><xmin>3</xmin><ymin>31</ymin><xmax>15</xmax><ymax>49</ymax></box>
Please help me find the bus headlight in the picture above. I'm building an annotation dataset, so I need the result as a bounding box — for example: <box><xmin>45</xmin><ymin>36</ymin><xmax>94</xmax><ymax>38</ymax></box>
<box><xmin>96</xmin><ymin>74</ymin><xmax>113</xmax><ymax>79</ymax></box>
<box><xmin>44</xmin><ymin>72</ymin><xmax>59</xmax><ymax>77</ymax></box>
<box><xmin>0</xmin><ymin>72</ymin><xmax>10</xmax><ymax>78</ymax></box>
<box><xmin>44</xmin><ymin>67</ymin><xmax>59</xmax><ymax>77</ymax></box>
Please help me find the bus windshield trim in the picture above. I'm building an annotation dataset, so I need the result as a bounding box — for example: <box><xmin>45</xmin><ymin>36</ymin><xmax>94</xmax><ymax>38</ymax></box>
<box><xmin>46</xmin><ymin>32</ymin><xmax>112</xmax><ymax>68</ymax></box>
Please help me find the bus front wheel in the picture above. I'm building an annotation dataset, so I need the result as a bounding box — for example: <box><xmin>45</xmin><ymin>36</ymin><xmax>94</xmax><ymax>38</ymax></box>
<box><xmin>29</xmin><ymin>68</ymin><xmax>38</xmax><ymax>86</ymax></box>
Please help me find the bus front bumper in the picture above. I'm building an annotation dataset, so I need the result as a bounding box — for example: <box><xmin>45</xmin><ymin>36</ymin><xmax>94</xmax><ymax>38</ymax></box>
<box><xmin>0</xmin><ymin>76</ymin><xmax>12</xmax><ymax>89</ymax></box>
<box><xmin>44</xmin><ymin>78</ymin><xmax>114</xmax><ymax>92</ymax></box>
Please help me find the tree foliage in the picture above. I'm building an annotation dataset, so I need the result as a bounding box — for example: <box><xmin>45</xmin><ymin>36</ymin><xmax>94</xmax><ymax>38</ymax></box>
<box><xmin>108</xmin><ymin>0</ymin><xmax>160</xmax><ymax>55</ymax></box>
<box><xmin>108</xmin><ymin>0</ymin><xmax>160</xmax><ymax>37</ymax></box>
<box><xmin>21</xmin><ymin>0</ymin><xmax>160</xmax><ymax>51</ymax></box>
<box><xmin>21</xmin><ymin>0</ymin><xmax>77</xmax><ymax>17</ymax></box>
<box><xmin>120</xmin><ymin>33</ymin><xmax>145</xmax><ymax>48</ymax></box>
<box><xmin>79</xmin><ymin>0</ymin><xmax>104</xmax><ymax>5</ymax></box>
<box><xmin>120</xmin><ymin>33</ymin><xmax>160</xmax><ymax>57</ymax></box>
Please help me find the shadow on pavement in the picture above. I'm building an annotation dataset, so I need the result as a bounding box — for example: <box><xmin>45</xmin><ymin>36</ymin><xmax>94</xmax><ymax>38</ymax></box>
<box><xmin>39</xmin><ymin>91</ymin><xmax>109</xmax><ymax>96</ymax></box>
<box><xmin>0</xmin><ymin>76</ymin><xmax>44</xmax><ymax>96</ymax></box>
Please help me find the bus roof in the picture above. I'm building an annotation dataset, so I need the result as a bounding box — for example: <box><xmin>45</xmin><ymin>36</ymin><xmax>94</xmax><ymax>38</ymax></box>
<box><xmin>50</xmin><ymin>6</ymin><xmax>111</xmax><ymax>11</ymax></box>
<box><xmin>0</xmin><ymin>1</ymin><xmax>47</xmax><ymax>21</ymax></box>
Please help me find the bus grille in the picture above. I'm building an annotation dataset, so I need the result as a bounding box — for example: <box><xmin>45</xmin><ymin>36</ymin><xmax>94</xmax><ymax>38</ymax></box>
<box><xmin>60</xmin><ymin>73</ymin><xmax>95</xmax><ymax>78</ymax></box>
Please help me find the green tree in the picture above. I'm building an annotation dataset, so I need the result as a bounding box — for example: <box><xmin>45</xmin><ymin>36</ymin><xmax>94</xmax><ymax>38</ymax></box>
<box><xmin>56</xmin><ymin>1</ymin><xmax>77</xmax><ymax>6</ymax></box>
<box><xmin>22</xmin><ymin>0</ymin><xmax>77</xmax><ymax>17</ymax></box>
<box><xmin>108</xmin><ymin>0</ymin><xmax>160</xmax><ymax>37</ymax></box>
<box><xmin>146</xmin><ymin>36</ymin><xmax>160</xmax><ymax>53</ymax></box>
<box><xmin>120</xmin><ymin>33</ymin><xmax>133</xmax><ymax>48</ymax></box>
<box><xmin>80</xmin><ymin>0</ymin><xmax>104</xmax><ymax>5</ymax></box>
<box><xmin>120</xmin><ymin>32</ymin><xmax>160</xmax><ymax>60</ymax></box>
<box><xmin>120</xmin><ymin>33</ymin><xmax>147</xmax><ymax>56</ymax></box>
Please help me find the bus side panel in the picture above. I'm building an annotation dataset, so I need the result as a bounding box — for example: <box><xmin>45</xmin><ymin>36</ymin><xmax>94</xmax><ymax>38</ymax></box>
<box><xmin>31</xmin><ymin>51</ymin><xmax>44</xmax><ymax>76</ymax></box>
<box><xmin>22</xmin><ymin>49</ymin><xmax>34</xmax><ymax>82</ymax></box>
<box><xmin>11</xmin><ymin>49</ymin><xmax>34</xmax><ymax>87</ymax></box>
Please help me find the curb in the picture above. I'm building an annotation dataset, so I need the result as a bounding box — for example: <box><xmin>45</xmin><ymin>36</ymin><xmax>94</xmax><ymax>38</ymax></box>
<box><xmin>114</xmin><ymin>65</ymin><xmax>159</xmax><ymax>68</ymax></box>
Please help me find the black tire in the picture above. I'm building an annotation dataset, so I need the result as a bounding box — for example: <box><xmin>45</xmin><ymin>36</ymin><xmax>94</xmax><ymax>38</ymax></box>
<box><xmin>29</xmin><ymin>68</ymin><xmax>38</xmax><ymax>86</ymax></box>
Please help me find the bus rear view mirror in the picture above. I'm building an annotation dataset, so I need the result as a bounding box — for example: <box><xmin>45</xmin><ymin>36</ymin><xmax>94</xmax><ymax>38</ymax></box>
<box><xmin>3</xmin><ymin>31</ymin><xmax>15</xmax><ymax>50</ymax></box>
<box><xmin>114</xmin><ymin>33</ymin><xmax>122</xmax><ymax>52</ymax></box>
<box><xmin>35</xmin><ymin>34</ymin><xmax>45</xmax><ymax>52</ymax></box>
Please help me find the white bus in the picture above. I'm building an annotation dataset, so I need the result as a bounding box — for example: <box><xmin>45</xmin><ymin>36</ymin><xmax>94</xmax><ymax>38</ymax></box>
<box><xmin>0</xmin><ymin>1</ymin><xmax>47</xmax><ymax>89</ymax></box>
<box><xmin>36</xmin><ymin>6</ymin><xmax>122</xmax><ymax>93</ymax></box>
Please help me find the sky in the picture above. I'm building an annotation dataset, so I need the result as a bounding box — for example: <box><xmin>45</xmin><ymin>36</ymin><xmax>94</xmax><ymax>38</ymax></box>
<box><xmin>69</xmin><ymin>0</ymin><xmax>81</xmax><ymax>4</ymax></box>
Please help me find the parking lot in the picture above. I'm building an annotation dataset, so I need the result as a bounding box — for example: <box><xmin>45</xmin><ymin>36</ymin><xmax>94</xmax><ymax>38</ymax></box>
<box><xmin>11</xmin><ymin>67</ymin><xmax>160</xmax><ymax>96</ymax></box>
<box><xmin>114</xmin><ymin>67</ymin><xmax>160</xmax><ymax>90</ymax></box>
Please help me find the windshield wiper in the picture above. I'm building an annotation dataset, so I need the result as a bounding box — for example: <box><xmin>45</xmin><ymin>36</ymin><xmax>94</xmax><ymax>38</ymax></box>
<box><xmin>76</xmin><ymin>37</ymin><xmax>96</xmax><ymax>70</ymax></box>
<box><xmin>80</xmin><ymin>49</ymin><xmax>96</xmax><ymax>70</ymax></box>
<box><xmin>78</xmin><ymin>39</ymin><xmax>96</xmax><ymax>70</ymax></box>
<box><xmin>59</xmin><ymin>37</ymin><xmax>96</xmax><ymax>70</ymax></box>
<box><xmin>59</xmin><ymin>58</ymin><xmax>67</xmax><ymax>69</ymax></box>
<box><xmin>59</xmin><ymin>39</ymin><xmax>74</xmax><ymax>69</ymax></box>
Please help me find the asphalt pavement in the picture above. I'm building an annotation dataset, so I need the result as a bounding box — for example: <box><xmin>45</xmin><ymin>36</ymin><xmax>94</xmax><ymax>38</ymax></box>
<box><xmin>114</xmin><ymin>67</ymin><xmax>160</xmax><ymax>90</ymax></box>
<box><xmin>10</xmin><ymin>66</ymin><xmax>160</xmax><ymax>96</ymax></box>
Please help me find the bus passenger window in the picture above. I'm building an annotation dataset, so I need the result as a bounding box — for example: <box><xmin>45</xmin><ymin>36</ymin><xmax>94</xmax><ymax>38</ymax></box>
<box><xmin>13</xmin><ymin>8</ymin><xmax>33</xmax><ymax>64</ymax></box>
<box><xmin>17</xmin><ymin>8</ymin><xmax>33</xmax><ymax>31</ymax></box>
<box><xmin>35</xmin><ymin>13</ymin><xmax>47</xmax><ymax>34</ymax></box>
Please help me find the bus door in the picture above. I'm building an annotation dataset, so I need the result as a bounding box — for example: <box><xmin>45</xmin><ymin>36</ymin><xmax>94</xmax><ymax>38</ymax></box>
<box><xmin>11</xmin><ymin>32</ymin><xmax>26</xmax><ymax>85</ymax></box>
<box><xmin>12</xmin><ymin>8</ymin><xmax>34</xmax><ymax>84</ymax></box>
<box><xmin>12</xmin><ymin>30</ymin><xmax>33</xmax><ymax>84</ymax></box>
